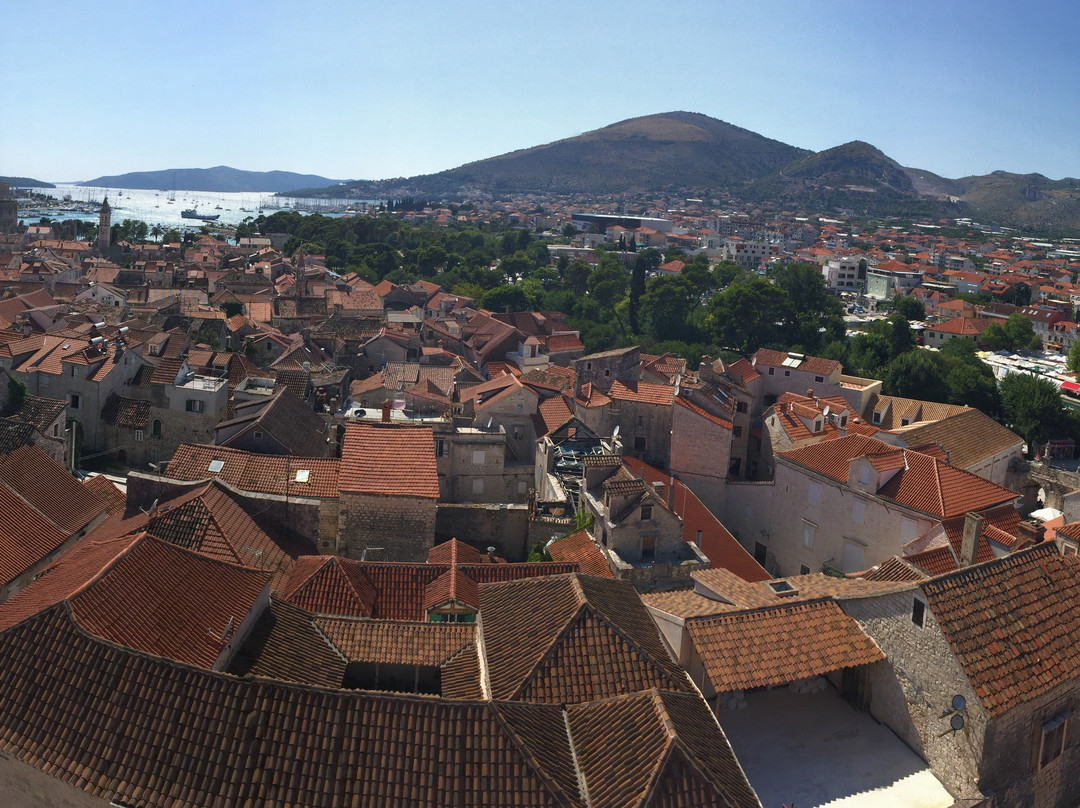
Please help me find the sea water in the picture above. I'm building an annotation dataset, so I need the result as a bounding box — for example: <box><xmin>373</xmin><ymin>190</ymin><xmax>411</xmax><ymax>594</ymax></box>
<box><xmin>19</xmin><ymin>184</ymin><xmax>376</xmax><ymax>230</ymax></box>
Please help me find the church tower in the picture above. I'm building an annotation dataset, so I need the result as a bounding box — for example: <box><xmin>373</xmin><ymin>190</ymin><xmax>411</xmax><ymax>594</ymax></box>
<box><xmin>97</xmin><ymin>196</ymin><xmax>111</xmax><ymax>250</ymax></box>
<box><xmin>0</xmin><ymin>183</ymin><xmax>16</xmax><ymax>235</ymax></box>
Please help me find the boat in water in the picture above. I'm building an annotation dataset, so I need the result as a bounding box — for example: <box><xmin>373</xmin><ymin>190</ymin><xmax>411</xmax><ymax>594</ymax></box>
<box><xmin>181</xmin><ymin>208</ymin><xmax>220</xmax><ymax>221</ymax></box>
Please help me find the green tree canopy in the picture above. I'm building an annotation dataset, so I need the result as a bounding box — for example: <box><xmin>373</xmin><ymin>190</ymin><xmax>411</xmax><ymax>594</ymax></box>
<box><xmin>999</xmin><ymin>372</ymin><xmax>1063</xmax><ymax>455</ymax></box>
<box><xmin>892</xmin><ymin>295</ymin><xmax>925</xmax><ymax>321</ymax></box>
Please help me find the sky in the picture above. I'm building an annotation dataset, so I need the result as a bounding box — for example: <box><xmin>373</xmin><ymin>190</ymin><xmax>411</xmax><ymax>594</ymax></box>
<box><xmin>4</xmin><ymin>0</ymin><xmax>1079</xmax><ymax>184</ymax></box>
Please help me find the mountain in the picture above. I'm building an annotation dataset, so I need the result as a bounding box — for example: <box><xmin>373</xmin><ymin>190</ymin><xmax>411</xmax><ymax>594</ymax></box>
<box><xmin>78</xmin><ymin>166</ymin><xmax>348</xmax><ymax>193</ymax></box>
<box><xmin>314</xmin><ymin>112</ymin><xmax>810</xmax><ymax>198</ymax></box>
<box><xmin>283</xmin><ymin>111</ymin><xmax>1080</xmax><ymax>230</ymax></box>
<box><xmin>0</xmin><ymin>176</ymin><xmax>54</xmax><ymax>189</ymax></box>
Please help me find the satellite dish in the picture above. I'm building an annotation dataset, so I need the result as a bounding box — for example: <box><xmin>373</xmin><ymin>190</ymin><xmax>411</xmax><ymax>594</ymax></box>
<box><xmin>950</xmin><ymin>713</ymin><xmax>965</xmax><ymax>731</ymax></box>
<box><xmin>823</xmin><ymin>406</ymin><xmax>830</xmax><ymax>417</ymax></box>
<box><xmin>952</xmin><ymin>694</ymin><xmax>966</xmax><ymax>711</ymax></box>
<box><xmin>613</xmin><ymin>425</ymin><xmax>620</xmax><ymax>437</ymax></box>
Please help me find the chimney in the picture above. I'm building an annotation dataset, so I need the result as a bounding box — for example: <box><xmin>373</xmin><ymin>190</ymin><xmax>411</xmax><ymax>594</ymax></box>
<box><xmin>381</xmin><ymin>399</ymin><xmax>391</xmax><ymax>423</ymax></box>
<box><xmin>486</xmin><ymin>546</ymin><xmax>496</xmax><ymax>562</ymax></box>
<box><xmin>960</xmin><ymin>512</ymin><xmax>983</xmax><ymax>567</ymax></box>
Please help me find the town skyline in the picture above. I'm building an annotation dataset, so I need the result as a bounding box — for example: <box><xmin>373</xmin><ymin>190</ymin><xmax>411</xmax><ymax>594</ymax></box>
<box><xmin>4</xmin><ymin>0</ymin><xmax>1080</xmax><ymax>183</ymax></box>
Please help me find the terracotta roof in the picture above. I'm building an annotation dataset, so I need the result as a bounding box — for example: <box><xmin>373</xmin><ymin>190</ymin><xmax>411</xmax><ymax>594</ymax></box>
<box><xmin>923</xmin><ymin>544</ymin><xmax>1080</xmax><ymax>716</ymax></box>
<box><xmin>675</xmin><ymin>394</ymin><xmax>733</xmax><ymax>429</ymax></box>
<box><xmin>0</xmin><ymin>606</ymin><xmax>585</xmax><ymax>807</ymax></box>
<box><xmin>640</xmin><ymin>588</ymin><xmax>736</xmax><ymax>619</ymax></box>
<box><xmin>566</xmin><ymin>689</ymin><xmax>760</xmax><ymax>808</ymax></box>
<box><xmin>480</xmin><ymin>573</ymin><xmax>693</xmax><ymax>704</ymax></box>
<box><xmin>891</xmin><ymin>408</ymin><xmax>1022</xmax><ymax>470</ymax></box>
<box><xmin>227</xmin><ymin>597</ymin><xmax>346</xmax><ymax>687</ymax></box>
<box><xmin>752</xmin><ymin>348</ymin><xmax>839</xmax><ymax>376</ymax></box>
<box><xmin>779</xmin><ymin>436</ymin><xmax>1018</xmax><ymax>519</ymax></box>
<box><xmin>82</xmin><ymin>474</ymin><xmax>127</xmax><ymax>516</ymax></box>
<box><xmin>164</xmin><ymin>443</ymin><xmax>340</xmax><ymax>499</ymax></box>
<box><xmin>607</xmin><ymin>379</ymin><xmax>674</xmax><ymax>406</ymax></box>
<box><xmin>279</xmin><ymin>555</ymin><xmax>577</xmax><ymax>621</ymax></box>
<box><xmin>339</xmin><ymin>422</ymin><xmax>439</xmax><ymax>499</ymax></box>
<box><xmin>315</xmin><ymin>616</ymin><xmax>475</xmax><ymax>668</ymax></box>
<box><xmin>101</xmin><ymin>393</ymin><xmax>151</xmax><ymax>427</ymax></box>
<box><xmin>546</xmin><ymin>529</ymin><xmax>614</xmax><ymax>578</ymax></box>
<box><xmin>0</xmin><ymin>532</ymin><xmax>270</xmax><ymax>668</ymax></box>
<box><xmin>8</xmin><ymin>394</ymin><xmax>66</xmax><ymax>432</ymax></box>
<box><xmin>687</xmin><ymin>599</ymin><xmax>884</xmax><ymax>692</ymax></box>
<box><xmin>0</xmin><ymin>444</ymin><xmax>106</xmax><ymax>535</ymax></box>
<box><xmin>534</xmin><ymin>394</ymin><xmax>575</xmax><ymax>437</ymax></box>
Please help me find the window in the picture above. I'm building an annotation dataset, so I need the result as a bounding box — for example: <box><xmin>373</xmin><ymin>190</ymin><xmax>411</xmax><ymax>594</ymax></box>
<box><xmin>768</xmin><ymin>367</ymin><xmax>774</xmax><ymax>376</ymax></box>
<box><xmin>40</xmin><ymin>375</ymin><xmax>49</xmax><ymax>388</ymax></box>
<box><xmin>784</xmin><ymin>370</ymin><xmax>790</xmax><ymax>377</ymax></box>
<box><xmin>732</xmin><ymin>426</ymin><xmax>743</xmax><ymax>438</ymax></box>
<box><xmin>695</xmin><ymin>529</ymin><xmax>702</xmax><ymax>544</ymax></box>
<box><xmin>152</xmin><ymin>419</ymin><xmax>161</xmax><ymax>437</ymax></box>
<box><xmin>807</xmin><ymin>482</ymin><xmax>820</xmax><ymax>506</ymax></box>
<box><xmin>434</xmin><ymin>439</ymin><xmax>446</xmax><ymax>457</ymax></box>
<box><xmin>840</xmin><ymin>415</ymin><xmax>848</xmax><ymax>427</ymax></box>
<box><xmin>253</xmin><ymin>430</ymin><xmax>264</xmax><ymax>440</ymax></box>
<box><xmin>68</xmin><ymin>394</ymin><xmax>81</xmax><ymax>410</ymax></box>
<box><xmin>586</xmin><ymin>362</ymin><xmax>593</xmax><ymax>370</ymax></box>
<box><xmin>52</xmin><ymin>423</ymin><xmax>60</xmax><ymax>437</ymax></box>
<box><xmin>852</xmin><ymin>500</ymin><xmax>866</xmax><ymax>524</ymax></box>
<box><xmin>911</xmin><ymin>597</ymin><xmax>925</xmax><ymax>628</ymax></box>
<box><xmin>736</xmin><ymin>401</ymin><xmax>748</xmax><ymax>414</ymax></box>
<box><xmin>1039</xmin><ymin>711</ymin><xmax>1072</xmax><ymax>768</ymax></box>
<box><xmin>512</xmin><ymin>426</ymin><xmax>524</xmax><ymax>441</ymax></box>
<box><xmin>637</xmin><ymin>416</ymin><xmax>644</xmax><ymax>428</ymax></box>
<box><xmin>186</xmin><ymin>399</ymin><xmax>204</xmax><ymax>413</ymax></box>
<box><xmin>813</xmin><ymin>420</ymin><xmax>822</xmax><ymax>432</ymax></box>
<box><xmin>641</xmin><ymin>534</ymin><xmax>656</xmax><ymax>562</ymax></box>
<box><xmin>842</xmin><ymin>540</ymin><xmax>865</xmax><ymax>573</ymax></box>
<box><xmin>753</xmin><ymin>541</ymin><xmax>768</xmax><ymax>565</ymax></box>
<box><xmin>134</xmin><ymin>429</ymin><xmax>144</xmax><ymax>442</ymax></box>
<box><xmin>472</xmin><ymin>449</ymin><xmax>485</xmax><ymax>465</ymax></box>
<box><xmin>729</xmin><ymin>457</ymin><xmax>742</xmax><ymax>476</ymax></box>
<box><xmin>858</xmin><ymin>465</ymin><xmax>870</xmax><ymax>485</ymax></box>
<box><xmin>640</xmin><ymin>505</ymin><xmax>652</xmax><ymax>521</ymax></box>
<box><xmin>815</xmin><ymin>375</ymin><xmax>824</xmax><ymax>383</ymax></box>
<box><xmin>69</xmin><ymin>365</ymin><xmax>77</xmax><ymax>377</ymax></box>
<box><xmin>634</xmin><ymin>436</ymin><xmax>647</xmax><ymax>451</ymax></box>
<box><xmin>802</xmin><ymin>521</ymin><xmax>816</xmax><ymax>549</ymax></box>
<box><xmin>515</xmin><ymin>403</ymin><xmax>523</xmax><ymax>411</ymax></box>
<box><xmin>872</xmin><ymin>411</ymin><xmax>882</xmax><ymax>424</ymax></box>
<box><xmin>800</xmin><ymin>564</ymin><xmax>811</xmax><ymax>575</ymax></box>
<box><xmin>472</xmin><ymin>478</ymin><xmax>484</xmax><ymax>494</ymax></box>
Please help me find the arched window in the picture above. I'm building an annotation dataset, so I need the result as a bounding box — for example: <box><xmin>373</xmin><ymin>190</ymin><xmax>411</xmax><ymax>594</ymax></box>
<box><xmin>152</xmin><ymin>419</ymin><xmax>162</xmax><ymax>437</ymax></box>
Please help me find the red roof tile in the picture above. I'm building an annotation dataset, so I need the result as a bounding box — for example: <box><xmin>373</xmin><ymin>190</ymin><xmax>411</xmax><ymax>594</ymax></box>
<box><xmin>687</xmin><ymin>599</ymin><xmax>884</xmax><ymax>692</ymax></box>
<box><xmin>923</xmin><ymin>545</ymin><xmax>1080</xmax><ymax>715</ymax></box>
<box><xmin>339</xmin><ymin>422</ymin><xmax>439</xmax><ymax>498</ymax></box>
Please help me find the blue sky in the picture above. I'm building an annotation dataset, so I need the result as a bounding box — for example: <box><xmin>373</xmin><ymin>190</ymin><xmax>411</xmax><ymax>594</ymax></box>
<box><xmin>4</xmin><ymin>0</ymin><xmax>1079</xmax><ymax>183</ymax></box>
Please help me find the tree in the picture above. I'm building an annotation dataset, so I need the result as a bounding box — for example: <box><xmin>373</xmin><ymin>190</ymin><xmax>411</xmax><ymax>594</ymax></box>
<box><xmin>999</xmin><ymin>373</ymin><xmax>1063</xmax><ymax>455</ymax></box>
<box><xmin>480</xmin><ymin>285</ymin><xmax>529</xmax><ymax>312</ymax></box>
<box><xmin>892</xmin><ymin>295</ymin><xmax>925</xmax><ymax>321</ymax></box>
<box><xmin>5</xmin><ymin>376</ymin><xmax>26</xmax><ymax>417</ymax></box>
<box><xmin>1068</xmin><ymin>341</ymin><xmax>1080</xmax><ymax>374</ymax></box>
<box><xmin>707</xmin><ymin>276</ymin><xmax>787</xmax><ymax>354</ymax></box>
<box><xmin>639</xmin><ymin>276</ymin><xmax>699</xmax><ymax>342</ymax></box>
<box><xmin>881</xmin><ymin>350</ymin><xmax>950</xmax><ymax>401</ymax></box>
<box><xmin>628</xmin><ymin>255</ymin><xmax>647</xmax><ymax>334</ymax></box>
<box><xmin>587</xmin><ymin>257</ymin><xmax>628</xmax><ymax>312</ymax></box>
<box><xmin>887</xmin><ymin>314</ymin><xmax>916</xmax><ymax>357</ymax></box>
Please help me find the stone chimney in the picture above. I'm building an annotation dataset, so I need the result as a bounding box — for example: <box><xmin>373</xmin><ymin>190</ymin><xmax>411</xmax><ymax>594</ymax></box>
<box><xmin>381</xmin><ymin>399</ymin><xmax>391</xmax><ymax>423</ymax></box>
<box><xmin>960</xmin><ymin>512</ymin><xmax>983</xmax><ymax>567</ymax></box>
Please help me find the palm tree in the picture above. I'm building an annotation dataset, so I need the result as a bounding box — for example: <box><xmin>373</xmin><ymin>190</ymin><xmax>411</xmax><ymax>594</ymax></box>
<box><xmin>150</xmin><ymin>224</ymin><xmax>163</xmax><ymax>242</ymax></box>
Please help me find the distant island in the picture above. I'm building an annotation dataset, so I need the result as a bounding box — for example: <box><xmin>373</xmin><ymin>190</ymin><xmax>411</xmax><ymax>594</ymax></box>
<box><xmin>78</xmin><ymin>166</ymin><xmax>350</xmax><ymax>193</ymax></box>
<box><xmin>0</xmin><ymin>176</ymin><xmax>55</xmax><ymax>189</ymax></box>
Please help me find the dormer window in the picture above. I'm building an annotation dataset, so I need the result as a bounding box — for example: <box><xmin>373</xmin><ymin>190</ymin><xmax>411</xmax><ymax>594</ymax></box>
<box><xmin>640</xmin><ymin>504</ymin><xmax>652</xmax><ymax>521</ymax></box>
<box><xmin>858</xmin><ymin>466</ymin><xmax>870</xmax><ymax>485</ymax></box>
<box><xmin>872</xmin><ymin>411</ymin><xmax>882</xmax><ymax>424</ymax></box>
<box><xmin>813</xmin><ymin>420</ymin><xmax>822</xmax><ymax>432</ymax></box>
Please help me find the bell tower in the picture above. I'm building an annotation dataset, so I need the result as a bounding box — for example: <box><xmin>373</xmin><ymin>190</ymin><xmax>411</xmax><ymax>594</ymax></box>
<box><xmin>97</xmin><ymin>196</ymin><xmax>111</xmax><ymax>250</ymax></box>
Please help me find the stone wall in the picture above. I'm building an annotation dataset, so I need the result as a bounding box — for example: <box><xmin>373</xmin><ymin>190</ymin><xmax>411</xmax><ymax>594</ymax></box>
<box><xmin>670</xmin><ymin>401</ymin><xmax>730</xmax><ymax>517</ymax></box>
<box><xmin>435</xmin><ymin>503</ymin><xmax>529</xmax><ymax>561</ymax></box>
<box><xmin>841</xmin><ymin>590</ymin><xmax>985</xmax><ymax>801</ymax></box>
<box><xmin>338</xmin><ymin>491</ymin><xmax>436</xmax><ymax>562</ymax></box>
